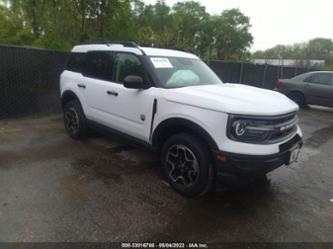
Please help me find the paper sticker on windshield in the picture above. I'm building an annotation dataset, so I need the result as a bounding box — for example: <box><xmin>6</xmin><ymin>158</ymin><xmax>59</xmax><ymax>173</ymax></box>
<box><xmin>150</xmin><ymin>57</ymin><xmax>173</xmax><ymax>68</ymax></box>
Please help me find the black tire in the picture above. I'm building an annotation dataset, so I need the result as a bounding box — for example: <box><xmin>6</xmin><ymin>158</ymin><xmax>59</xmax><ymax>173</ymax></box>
<box><xmin>161</xmin><ymin>133</ymin><xmax>214</xmax><ymax>198</ymax></box>
<box><xmin>63</xmin><ymin>100</ymin><xmax>88</xmax><ymax>140</ymax></box>
<box><xmin>287</xmin><ymin>92</ymin><xmax>307</xmax><ymax>108</ymax></box>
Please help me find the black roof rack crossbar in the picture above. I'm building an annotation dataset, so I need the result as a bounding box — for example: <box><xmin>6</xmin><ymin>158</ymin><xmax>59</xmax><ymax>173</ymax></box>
<box><xmin>79</xmin><ymin>41</ymin><xmax>138</xmax><ymax>48</ymax></box>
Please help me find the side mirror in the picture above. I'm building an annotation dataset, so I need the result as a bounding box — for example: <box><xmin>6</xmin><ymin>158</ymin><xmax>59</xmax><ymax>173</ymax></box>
<box><xmin>123</xmin><ymin>75</ymin><xmax>146</xmax><ymax>89</ymax></box>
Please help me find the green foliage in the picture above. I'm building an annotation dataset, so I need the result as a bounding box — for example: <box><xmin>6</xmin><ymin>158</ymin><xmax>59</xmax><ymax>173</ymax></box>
<box><xmin>0</xmin><ymin>2</ymin><xmax>35</xmax><ymax>45</ymax></box>
<box><xmin>172</xmin><ymin>1</ymin><xmax>209</xmax><ymax>51</ymax></box>
<box><xmin>253</xmin><ymin>38</ymin><xmax>333</xmax><ymax>66</ymax></box>
<box><xmin>325</xmin><ymin>64</ymin><xmax>333</xmax><ymax>70</ymax></box>
<box><xmin>0</xmin><ymin>0</ymin><xmax>253</xmax><ymax>60</ymax></box>
<box><xmin>212</xmin><ymin>9</ymin><xmax>253</xmax><ymax>60</ymax></box>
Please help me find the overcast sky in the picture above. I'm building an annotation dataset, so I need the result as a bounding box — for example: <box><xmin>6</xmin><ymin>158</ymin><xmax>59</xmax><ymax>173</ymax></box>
<box><xmin>143</xmin><ymin>0</ymin><xmax>333</xmax><ymax>51</ymax></box>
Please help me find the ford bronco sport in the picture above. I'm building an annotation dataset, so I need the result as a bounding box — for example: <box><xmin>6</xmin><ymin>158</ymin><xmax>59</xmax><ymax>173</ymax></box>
<box><xmin>60</xmin><ymin>42</ymin><xmax>303</xmax><ymax>197</ymax></box>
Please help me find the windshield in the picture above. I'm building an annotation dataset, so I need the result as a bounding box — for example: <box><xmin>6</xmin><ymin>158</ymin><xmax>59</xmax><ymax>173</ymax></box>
<box><xmin>149</xmin><ymin>56</ymin><xmax>223</xmax><ymax>88</ymax></box>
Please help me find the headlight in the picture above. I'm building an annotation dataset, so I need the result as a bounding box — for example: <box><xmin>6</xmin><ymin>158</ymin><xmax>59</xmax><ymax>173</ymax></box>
<box><xmin>230</xmin><ymin>118</ymin><xmax>270</xmax><ymax>142</ymax></box>
<box><xmin>232</xmin><ymin>120</ymin><xmax>247</xmax><ymax>137</ymax></box>
<box><xmin>227</xmin><ymin>113</ymin><xmax>298</xmax><ymax>144</ymax></box>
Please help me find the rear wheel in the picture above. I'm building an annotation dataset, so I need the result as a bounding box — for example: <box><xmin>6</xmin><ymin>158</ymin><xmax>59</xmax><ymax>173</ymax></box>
<box><xmin>287</xmin><ymin>92</ymin><xmax>307</xmax><ymax>108</ymax></box>
<box><xmin>161</xmin><ymin>133</ymin><xmax>214</xmax><ymax>198</ymax></box>
<box><xmin>63</xmin><ymin>100</ymin><xmax>88</xmax><ymax>139</ymax></box>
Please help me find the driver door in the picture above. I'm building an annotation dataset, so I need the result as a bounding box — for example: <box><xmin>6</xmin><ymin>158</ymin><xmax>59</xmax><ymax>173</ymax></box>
<box><xmin>105</xmin><ymin>52</ymin><xmax>155</xmax><ymax>142</ymax></box>
<box><xmin>303</xmin><ymin>73</ymin><xmax>333</xmax><ymax>106</ymax></box>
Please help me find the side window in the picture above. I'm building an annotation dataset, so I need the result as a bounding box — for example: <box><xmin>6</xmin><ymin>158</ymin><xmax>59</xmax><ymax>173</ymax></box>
<box><xmin>83</xmin><ymin>51</ymin><xmax>113</xmax><ymax>81</ymax></box>
<box><xmin>66</xmin><ymin>53</ymin><xmax>85</xmax><ymax>73</ymax></box>
<box><xmin>113</xmin><ymin>53</ymin><xmax>147</xmax><ymax>83</ymax></box>
<box><xmin>305</xmin><ymin>73</ymin><xmax>332</xmax><ymax>85</ymax></box>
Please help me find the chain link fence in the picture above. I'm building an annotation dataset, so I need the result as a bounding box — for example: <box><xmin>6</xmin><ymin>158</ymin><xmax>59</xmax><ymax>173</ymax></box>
<box><xmin>208</xmin><ymin>60</ymin><xmax>312</xmax><ymax>89</ymax></box>
<box><xmin>0</xmin><ymin>45</ymin><xmax>68</xmax><ymax>119</ymax></box>
<box><xmin>0</xmin><ymin>45</ymin><xmax>314</xmax><ymax>119</ymax></box>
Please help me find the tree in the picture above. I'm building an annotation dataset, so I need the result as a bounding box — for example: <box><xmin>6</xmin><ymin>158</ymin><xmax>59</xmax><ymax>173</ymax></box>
<box><xmin>0</xmin><ymin>0</ymin><xmax>254</xmax><ymax>61</ymax></box>
<box><xmin>172</xmin><ymin>1</ymin><xmax>209</xmax><ymax>52</ymax></box>
<box><xmin>0</xmin><ymin>1</ymin><xmax>35</xmax><ymax>45</ymax></box>
<box><xmin>307</xmin><ymin>38</ymin><xmax>333</xmax><ymax>60</ymax></box>
<box><xmin>252</xmin><ymin>38</ymin><xmax>333</xmax><ymax>69</ymax></box>
<box><xmin>149</xmin><ymin>0</ymin><xmax>175</xmax><ymax>47</ymax></box>
<box><xmin>213</xmin><ymin>9</ymin><xmax>253</xmax><ymax>60</ymax></box>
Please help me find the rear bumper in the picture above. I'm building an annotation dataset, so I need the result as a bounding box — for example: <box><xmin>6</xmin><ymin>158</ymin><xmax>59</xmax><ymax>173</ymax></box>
<box><xmin>213</xmin><ymin>134</ymin><xmax>303</xmax><ymax>186</ymax></box>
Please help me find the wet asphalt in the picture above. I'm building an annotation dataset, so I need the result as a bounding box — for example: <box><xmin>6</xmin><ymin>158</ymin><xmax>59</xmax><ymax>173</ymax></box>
<box><xmin>0</xmin><ymin>106</ymin><xmax>332</xmax><ymax>242</ymax></box>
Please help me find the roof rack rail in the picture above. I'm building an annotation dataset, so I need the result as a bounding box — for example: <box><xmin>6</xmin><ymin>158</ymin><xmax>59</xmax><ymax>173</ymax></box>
<box><xmin>79</xmin><ymin>41</ymin><xmax>138</xmax><ymax>48</ymax></box>
<box><xmin>169</xmin><ymin>47</ymin><xmax>188</xmax><ymax>52</ymax></box>
<box><xmin>78</xmin><ymin>40</ymin><xmax>147</xmax><ymax>56</ymax></box>
<box><xmin>143</xmin><ymin>44</ymin><xmax>189</xmax><ymax>53</ymax></box>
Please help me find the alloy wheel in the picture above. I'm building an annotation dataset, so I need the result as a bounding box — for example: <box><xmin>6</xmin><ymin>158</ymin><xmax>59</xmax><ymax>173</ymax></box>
<box><xmin>165</xmin><ymin>144</ymin><xmax>199</xmax><ymax>187</ymax></box>
<box><xmin>64</xmin><ymin>107</ymin><xmax>79</xmax><ymax>134</ymax></box>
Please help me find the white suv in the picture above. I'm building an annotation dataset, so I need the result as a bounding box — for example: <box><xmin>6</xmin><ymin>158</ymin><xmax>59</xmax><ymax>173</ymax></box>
<box><xmin>60</xmin><ymin>42</ymin><xmax>303</xmax><ymax>197</ymax></box>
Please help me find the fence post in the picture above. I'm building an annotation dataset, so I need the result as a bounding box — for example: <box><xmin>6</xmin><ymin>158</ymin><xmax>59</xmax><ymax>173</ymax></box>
<box><xmin>262</xmin><ymin>64</ymin><xmax>267</xmax><ymax>88</ymax></box>
<box><xmin>239</xmin><ymin>62</ymin><xmax>244</xmax><ymax>84</ymax></box>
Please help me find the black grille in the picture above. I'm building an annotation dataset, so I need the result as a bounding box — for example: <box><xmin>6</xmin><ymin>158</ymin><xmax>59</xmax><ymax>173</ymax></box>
<box><xmin>268</xmin><ymin>113</ymin><xmax>298</xmax><ymax>143</ymax></box>
<box><xmin>228</xmin><ymin>112</ymin><xmax>299</xmax><ymax>144</ymax></box>
<box><xmin>270</xmin><ymin>125</ymin><xmax>297</xmax><ymax>141</ymax></box>
<box><xmin>279</xmin><ymin>134</ymin><xmax>302</xmax><ymax>152</ymax></box>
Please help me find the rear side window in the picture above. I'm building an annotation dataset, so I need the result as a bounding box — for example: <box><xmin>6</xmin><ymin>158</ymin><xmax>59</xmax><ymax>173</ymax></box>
<box><xmin>83</xmin><ymin>51</ymin><xmax>113</xmax><ymax>81</ymax></box>
<box><xmin>305</xmin><ymin>73</ymin><xmax>332</xmax><ymax>85</ymax></box>
<box><xmin>66</xmin><ymin>53</ymin><xmax>85</xmax><ymax>73</ymax></box>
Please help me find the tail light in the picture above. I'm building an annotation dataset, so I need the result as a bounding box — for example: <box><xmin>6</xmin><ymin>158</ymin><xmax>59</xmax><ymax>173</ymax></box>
<box><xmin>276</xmin><ymin>79</ymin><xmax>283</xmax><ymax>89</ymax></box>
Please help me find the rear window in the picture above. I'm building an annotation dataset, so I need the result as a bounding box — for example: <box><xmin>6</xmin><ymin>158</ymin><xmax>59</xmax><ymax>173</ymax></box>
<box><xmin>83</xmin><ymin>51</ymin><xmax>113</xmax><ymax>81</ymax></box>
<box><xmin>292</xmin><ymin>73</ymin><xmax>308</xmax><ymax>80</ymax></box>
<box><xmin>66</xmin><ymin>53</ymin><xmax>85</xmax><ymax>73</ymax></box>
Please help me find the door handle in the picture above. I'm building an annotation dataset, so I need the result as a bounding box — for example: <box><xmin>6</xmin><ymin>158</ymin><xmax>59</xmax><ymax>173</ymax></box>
<box><xmin>77</xmin><ymin>84</ymin><xmax>86</xmax><ymax>89</ymax></box>
<box><xmin>107</xmin><ymin>90</ymin><xmax>118</xmax><ymax>97</ymax></box>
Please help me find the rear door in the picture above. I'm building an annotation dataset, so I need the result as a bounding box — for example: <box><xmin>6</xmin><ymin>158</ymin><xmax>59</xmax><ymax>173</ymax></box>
<box><xmin>81</xmin><ymin>51</ymin><xmax>114</xmax><ymax>123</ymax></box>
<box><xmin>303</xmin><ymin>73</ymin><xmax>333</xmax><ymax>106</ymax></box>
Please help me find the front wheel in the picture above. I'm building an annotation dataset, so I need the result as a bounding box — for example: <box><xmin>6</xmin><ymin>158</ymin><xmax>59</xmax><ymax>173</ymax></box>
<box><xmin>161</xmin><ymin>133</ymin><xmax>214</xmax><ymax>198</ymax></box>
<box><xmin>63</xmin><ymin>100</ymin><xmax>88</xmax><ymax>140</ymax></box>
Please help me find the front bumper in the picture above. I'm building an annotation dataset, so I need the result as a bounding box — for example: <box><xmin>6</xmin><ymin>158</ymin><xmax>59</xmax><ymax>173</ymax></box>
<box><xmin>213</xmin><ymin>134</ymin><xmax>303</xmax><ymax>186</ymax></box>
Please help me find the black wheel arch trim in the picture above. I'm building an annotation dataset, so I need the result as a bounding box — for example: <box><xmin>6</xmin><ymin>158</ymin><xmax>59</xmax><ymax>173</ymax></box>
<box><xmin>61</xmin><ymin>90</ymin><xmax>81</xmax><ymax>109</ymax></box>
<box><xmin>152</xmin><ymin>118</ymin><xmax>219</xmax><ymax>151</ymax></box>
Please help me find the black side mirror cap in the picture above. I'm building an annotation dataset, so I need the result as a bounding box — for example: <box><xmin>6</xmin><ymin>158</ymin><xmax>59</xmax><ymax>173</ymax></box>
<box><xmin>124</xmin><ymin>75</ymin><xmax>149</xmax><ymax>89</ymax></box>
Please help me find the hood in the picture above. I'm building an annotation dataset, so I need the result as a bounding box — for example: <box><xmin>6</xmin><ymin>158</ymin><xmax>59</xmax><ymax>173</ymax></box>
<box><xmin>164</xmin><ymin>83</ymin><xmax>299</xmax><ymax>116</ymax></box>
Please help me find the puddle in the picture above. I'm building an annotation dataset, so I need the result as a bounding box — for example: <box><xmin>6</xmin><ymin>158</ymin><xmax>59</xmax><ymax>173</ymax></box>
<box><xmin>59</xmin><ymin>175</ymin><xmax>89</xmax><ymax>202</ymax></box>
<box><xmin>50</xmin><ymin>116</ymin><xmax>63</xmax><ymax>122</ymax></box>
<box><xmin>304</xmin><ymin>124</ymin><xmax>333</xmax><ymax>148</ymax></box>
<box><xmin>106</xmin><ymin>145</ymin><xmax>136</xmax><ymax>154</ymax></box>
<box><xmin>71</xmin><ymin>157</ymin><xmax>123</xmax><ymax>185</ymax></box>
<box><xmin>138</xmin><ymin>193</ymin><xmax>164</xmax><ymax>208</ymax></box>
<box><xmin>146</xmin><ymin>181</ymin><xmax>278</xmax><ymax>241</ymax></box>
<box><xmin>69</xmin><ymin>145</ymin><xmax>160</xmax><ymax>187</ymax></box>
